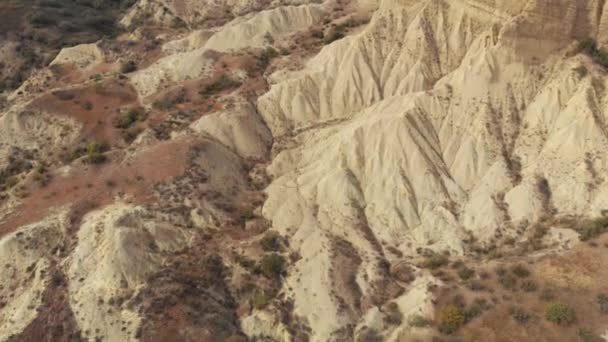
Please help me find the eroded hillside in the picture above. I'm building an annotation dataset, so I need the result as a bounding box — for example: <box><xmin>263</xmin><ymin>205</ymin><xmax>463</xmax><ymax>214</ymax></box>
<box><xmin>0</xmin><ymin>0</ymin><xmax>608</xmax><ymax>341</ymax></box>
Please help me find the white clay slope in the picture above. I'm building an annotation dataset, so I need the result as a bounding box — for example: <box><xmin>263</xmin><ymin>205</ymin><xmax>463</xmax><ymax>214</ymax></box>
<box><xmin>253</xmin><ymin>0</ymin><xmax>608</xmax><ymax>340</ymax></box>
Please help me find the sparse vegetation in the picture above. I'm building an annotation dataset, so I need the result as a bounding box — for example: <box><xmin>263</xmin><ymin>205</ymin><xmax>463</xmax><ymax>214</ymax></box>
<box><xmin>545</xmin><ymin>302</ymin><xmax>576</xmax><ymax>325</ymax></box>
<box><xmin>52</xmin><ymin>90</ymin><xmax>75</xmax><ymax>101</ymax></box>
<box><xmin>120</xmin><ymin>60</ymin><xmax>137</xmax><ymax>74</ymax></box>
<box><xmin>200</xmin><ymin>75</ymin><xmax>241</xmax><ymax>96</ymax></box>
<box><xmin>511</xmin><ymin>264</ymin><xmax>531</xmax><ymax>278</ymax></box>
<box><xmin>597</xmin><ymin>293</ymin><xmax>608</xmax><ymax>314</ymax></box>
<box><xmin>457</xmin><ymin>266</ymin><xmax>475</xmax><ymax>280</ymax></box>
<box><xmin>121</xmin><ymin>126</ymin><xmax>143</xmax><ymax>143</ymax></box>
<box><xmin>356</xmin><ymin>327</ymin><xmax>382</xmax><ymax>342</ymax></box>
<box><xmin>574</xmin><ymin>65</ymin><xmax>588</xmax><ymax>78</ymax></box>
<box><xmin>520</xmin><ymin>279</ymin><xmax>537</xmax><ymax>292</ymax></box>
<box><xmin>115</xmin><ymin>107</ymin><xmax>146</xmax><ymax>129</ymax></box>
<box><xmin>0</xmin><ymin>149</ymin><xmax>34</xmax><ymax>191</ymax></box>
<box><xmin>240</xmin><ymin>207</ymin><xmax>255</xmax><ymax>222</ymax></box>
<box><xmin>251</xmin><ymin>290</ymin><xmax>272</xmax><ymax>309</ymax></box>
<box><xmin>578</xmin><ymin>328</ymin><xmax>604</xmax><ymax>342</ymax></box>
<box><xmin>577</xmin><ymin>217</ymin><xmax>608</xmax><ymax>241</ymax></box>
<box><xmin>260</xmin><ymin>232</ymin><xmax>280</xmax><ymax>252</ymax></box>
<box><xmin>579</xmin><ymin>38</ymin><xmax>608</xmax><ymax>69</ymax></box>
<box><xmin>383</xmin><ymin>302</ymin><xmax>402</xmax><ymax>325</ymax></box>
<box><xmin>463</xmin><ymin>298</ymin><xmax>490</xmax><ymax>322</ymax></box>
<box><xmin>409</xmin><ymin>314</ymin><xmax>432</xmax><ymax>328</ymax></box>
<box><xmin>437</xmin><ymin>305</ymin><xmax>465</xmax><ymax>334</ymax></box>
<box><xmin>498</xmin><ymin>273</ymin><xmax>518</xmax><ymax>290</ymax></box>
<box><xmin>258</xmin><ymin>253</ymin><xmax>286</xmax><ymax>279</ymax></box>
<box><xmin>422</xmin><ymin>253</ymin><xmax>449</xmax><ymax>270</ymax></box>
<box><xmin>257</xmin><ymin>47</ymin><xmax>279</xmax><ymax>68</ymax></box>
<box><xmin>323</xmin><ymin>24</ymin><xmax>345</xmax><ymax>44</ymax></box>
<box><xmin>4</xmin><ymin>176</ymin><xmax>18</xmax><ymax>190</ymax></box>
<box><xmin>510</xmin><ymin>307</ymin><xmax>533</xmax><ymax>324</ymax></box>
<box><xmin>32</xmin><ymin>162</ymin><xmax>50</xmax><ymax>186</ymax></box>
<box><xmin>152</xmin><ymin>97</ymin><xmax>175</xmax><ymax>111</ymax></box>
<box><xmin>86</xmin><ymin>141</ymin><xmax>108</xmax><ymax>164</ymax></box>
<box><xmin>171</xmin><ymin>17</ymin><xmax>187</xmax><ymax>29</ymax></box>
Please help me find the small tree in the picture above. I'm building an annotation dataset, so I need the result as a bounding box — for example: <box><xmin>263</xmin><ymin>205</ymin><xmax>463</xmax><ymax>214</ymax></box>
<box><xmin>120</xmin><ymin>60</ymin><xmax>137</xmax><ymax>74</ymax></box>
<box><xmin>422</xmin><ymin>253</ymin><xmax>449</xmax><ymax>269</ymax></box>
<box><xmin>511</xmin><ymin>264</ymin><xmax>531</xmax><ymax>278</ymax></box>
<box><xmin>438</xmin><ymin>305</ymin><xmax>465</xmax><ymax>334</ymax></box>
<box><xmin>260</xmin><ymin>232</ymin><xmax>280</xmax><ymax>252</ymax></box>
<box><xmin>510</xmin><ymin>307</ymin><xmax>532</xmax><ymax>324</ymax></box>
<box><xmin>457</xmin><ymin>266</ymin><xmax>475</xmax><ymax>280</ymax></box>
<box><xmin>383</xmin><ymin>302</ymin><xmax>402</xmax><ymax>325</ymax></box>
<box><xmin>409</xmin><ymin>314</ymin><xmax>431</xmax><ymax>328</ymax></box>
<box><xmin>545</xmin><ymin>302</ymin><xmax>576</xmax><ymax>325</ymax></box>
<box><xmin>86</xmin><ymin>142</ymin><xmax>107</xmax><ymax>164</ymax></box>
<box><xmin>258</xmin><ymin>254</ymin><xmax>285</xmax><ymax>279</ymax></box>
<box><xmin>597</xmin><ymin>293</ymin><xmax>608</xmax><ymax>314</ymax></box>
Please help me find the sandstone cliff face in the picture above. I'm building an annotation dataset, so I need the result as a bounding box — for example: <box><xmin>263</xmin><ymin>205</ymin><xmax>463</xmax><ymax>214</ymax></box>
<box><xmin>0</xmin><ymin>0</ymin><xmax>608</xmax><ymax>341</ymax></box>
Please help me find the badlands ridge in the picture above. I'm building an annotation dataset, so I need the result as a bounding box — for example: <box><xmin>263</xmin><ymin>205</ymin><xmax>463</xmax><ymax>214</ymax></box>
<box><xmin>0</xmin><ymin>0</ymin><xmax>607</xmax><ymax>341</ymax></box>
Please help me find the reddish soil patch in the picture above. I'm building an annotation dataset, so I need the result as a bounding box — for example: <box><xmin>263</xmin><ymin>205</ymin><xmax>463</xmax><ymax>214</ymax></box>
<box><xmin>143</xmin><ymin>51</ymin><xmax>268</xmax><ymax>140</ymax></box>
<box><xmin>0</xmin><ymin>136</ymin><xmax>197</xmax><ymax>236</ymax></box>
<box><xmin>51</xmin><ymin>62</ymin><xmax>119</xmax><ymax>88</ymax></box>
<box><xmin>29</xmin><ymin>78</ymin><xmax>138</xmax><ymax>143</ymax></box>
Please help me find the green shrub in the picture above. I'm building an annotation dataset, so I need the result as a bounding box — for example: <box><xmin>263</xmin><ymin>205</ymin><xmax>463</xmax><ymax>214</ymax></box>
<box><xmin>383</xmin><ymin>302</ymin><xmax>402</xmax><ymax>325</ymax></box>
<box><xmin>578</xmin><ymin>328</ymin><xmax>604</xmax><ymax>342</ymax></box>
<box><xmin>579</xmin><ymin>38</ymin><xmax>608</xmax><ymax>68</ymax></box>
<box><xmin>86</xmin><ymin>141</ymin><xmax>108</xmax><ymax>164</ymax></box>
<box><xmin>4</xmin><ymin>176</ymin><xmax>18</xmax><ymax>190</ymax></box>
<box><xmin>498</xmin><ymin>274</ymin><xmax>518</xmax><ymax>290</ymax></box>
<box><xmin>152</xmin><ymin>97</ymin><xmax>174</xmax><ymax>110</ymax></box>
<box><xmin>115</xmin><ymin>107</ymin><xmax>146</xmax><ymax>129</ymax></box>
<box><xmin>257</xmin><ymin>47</ymin><xmax>279</xmax><ymax>68</ymax></box>
<box><xmin>521</xmin><ymin>279</ymin><xmax>537</xmax><ymax>292</ymax></box>
<box><xmin>82</xmin><ymin>101</ymin><xmax>93</xmax><ymax>110</ymax></box>
<box><xmin>251</xmin><ymin>290</ymin><xmax>272</xmax><ymax>310</ymax></box>
<box><xmin>574</xmin><ymin>65</ymin><xmax>588</xmax><ymax>78</ymax></box>
<box><xmin>121</xmin><ymin>126</ymin><xmax>143</xmax><ymax>143</ymax></box>
<box><xmin>597</xmin><ymin>293</ymin><xmax>608</xmax><ymax>314</ymax></box>
<box><xmin>495</xmin><ymin>266</ymin><xmax>507</xmax><ymax>277</ymax></box>
<box><xmin>540</xmin><ymin>289</ymin><xmax>555</xmax><ymax>301</ymax></box>
<box><xmin>120</xmin><ymin>60</ymin><xmax>137</xmax><ymax>74</ymax></box>
<box><xmin>258</xmin><ymin>254</ymin><xmax>285</xmax><ymax>279</ymax></box>
<box><xmin>511</xmin><ymin>264</ymin><xmax>531</xmax><ymax>278</ymax></box>
<box><xmin>85</xmin><ymin>15</ymin><xmax>115</xmax><ymax>34</ymax></box>
<box><xmin>422</xmin><ymin>253</ymin><xmax>449</xmax><ymax>270</ymax></box>
<box><xmin>457</xmin><ymin>266</ymin><xmax>475</xmax><ymax>280</ymax></box>
<box><xmin>240</xmin><ymin>207</ymin><xmax>255</xmax><ymax>222</ymax></box>
<box><xmin>409</xmin><ymin>314</ymin><xmax>431</xmax><ymax>328</ymax></box>
<box><xmin>510</xmin><ymin>307</ymin><xmax>532</xmax><ymax>324</ymax></box>
<box><xmin>356</xmin><ymin>327</ymin><xmax>382</xmax><ymax>342</ymax></box>
<box><xmin>260</xmin><ymin>232</ymin><xmax>280</xmax><ymax>252</ymax></box>
<box><xmin>437</xmin><ymin>305</ymin><xmax>465</xmax><ymax>334</ymax></box>
<box><xmin>577</xmin><ymin>217</ymin><xmax>608</xmax><ymax>241</ymax></box>
<box><xmin>200</xmin><ymin>75</ymin><xmax>241</xmax><ymax>96</ymax></box>
<box><xmin>323</xmin><ymin>25</ymin><xmax>345</xmax><ymax>44</ymax></box>
<box><xmin>171</xmin><ymin>17</ymin><xmax>187</xmax><ymax>29</ymax></box>
<box><xmin>31</xmin><ymin>14</ymin><xmax>57</xmax><ymax>27</ymax></box>
<box><xmin>545</xmin><ymin>302</ymin><xmax>576</xmax><ymax>325</ymax></box>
